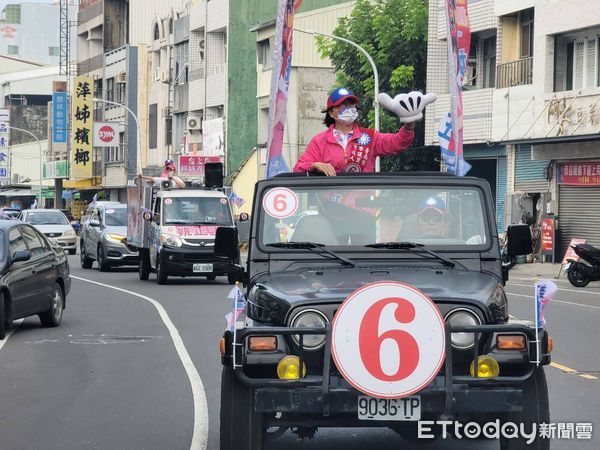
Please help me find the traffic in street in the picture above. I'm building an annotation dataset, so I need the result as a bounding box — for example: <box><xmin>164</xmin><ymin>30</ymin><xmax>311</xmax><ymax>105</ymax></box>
<box><xmin>0</xmin><ymin>253</ymin><xmax>598</xmax><ymax>450</ymax></box>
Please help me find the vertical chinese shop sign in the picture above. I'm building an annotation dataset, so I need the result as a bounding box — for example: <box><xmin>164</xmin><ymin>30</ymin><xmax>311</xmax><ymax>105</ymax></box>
<box><xmin>71</xmin><ymin>76</ymin><xmax>94</xmax><ymax>179</ymax></box>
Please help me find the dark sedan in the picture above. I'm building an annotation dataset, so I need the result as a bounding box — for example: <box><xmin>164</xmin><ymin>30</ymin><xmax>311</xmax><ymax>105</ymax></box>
<box><xmin>0</xmin><ymin>220</ymin><xmax>71</xmax><ymax>339</ymax></box>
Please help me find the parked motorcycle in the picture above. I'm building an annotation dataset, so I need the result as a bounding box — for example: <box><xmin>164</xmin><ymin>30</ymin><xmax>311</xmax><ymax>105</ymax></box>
<box><xmin>565</xmin><ymin>243</ymin><xmax>600</xmax><ymax>287</ymax></box>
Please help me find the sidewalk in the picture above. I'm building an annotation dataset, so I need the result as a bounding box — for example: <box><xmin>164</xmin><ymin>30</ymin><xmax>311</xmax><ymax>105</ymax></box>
<box><xmin>509</xmin><ymin>261</ymin><xmax>566</xmax><ymax>281</ymax></box>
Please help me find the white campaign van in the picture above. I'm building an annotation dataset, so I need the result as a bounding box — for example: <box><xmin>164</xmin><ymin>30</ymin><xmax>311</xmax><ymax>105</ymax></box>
<box><xmin>127</xmin><ymin>178</ymin><xmax>241</xmax><ymax>285</ymax></box>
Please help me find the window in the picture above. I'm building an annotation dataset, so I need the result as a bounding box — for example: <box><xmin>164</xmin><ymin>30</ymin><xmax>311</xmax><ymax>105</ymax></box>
<box><xmin>257</xmin><ymin>39</ymin><xmax>271</xmax><ymax>70</ymax></box>
<box><xmin>557</xmin><ymin>34</ymin><xmax>599</xmax><ymax>91</ymax></box>
<box><xmin>520</xmin><ymin>9</ymin><xmax>534</xmax><ymax>58</ymax></box>
<box><xmin>4</xmin><ymin>4</ymin><xmax>21</xmax><ymax>24</ymax></box>
<box><xmin>463</xmin><ymin>40</ymin><xmax>478</xmax><ymax>89</ymax></box>
<box><xmin>116</xmin><ymin>80</ymin><xmax>126</xmax><ymax>103</ymax></box>
<box><xmin>165</xmin><ymin>117</ymin><xmax>172</xmax><ymax>146</ymax></box>
<box><xmin>169</xmin><ymin>18</ymin><xmax>174</xmax><ymax>35</ymax></box>
<box><xmin>106</xmin><ymin>77</ymin><xmax>115</xmax><ymax>102</ymax></box>
<box><xmin>20</xmin><ymin>226</ymin><xmax>47</xmax><ymax>259</ymax></box>
<box><xmin>149</xmin><ymin>103</ymin><xmax>158</xmax><ymax>149</ymax></box>
<box><xmin>7</xmin><ymin>45</ymin><xmax>19</xmax><ymax>55</ymax></box>
<box><xmin>8</xmin><ymin>228</ymin><xmax>27</xmax><ymax>258</ymax></box>
<box><xmin>153</xmin><ymin>23</ymin><xmax>160</xmax><ymax>41</ymax></box>
<box><xmin>49</xmin><ymin>47</ymin><xmax>60</xmax><ymax>57</ymax></box>
<box><xmin>483</xmin><ymin>37</ymin><xmax>497</xmax><ymax>88</ymax></box>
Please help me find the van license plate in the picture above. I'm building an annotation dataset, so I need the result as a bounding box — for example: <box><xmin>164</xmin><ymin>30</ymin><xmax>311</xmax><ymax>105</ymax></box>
<box><xmin>193</xmin><ymin>263</ymin><xmax>213</xmax><ymax>273</ymax></box>
<box><xmin>357</xmin><ymin>396</ymin><xmax>421</xmax><ymax>421</ymax></box>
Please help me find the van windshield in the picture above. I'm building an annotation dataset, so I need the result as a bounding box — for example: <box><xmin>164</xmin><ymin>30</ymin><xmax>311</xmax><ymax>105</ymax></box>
<box><xmin>162</xmin><ymin>197</ymin><xmax>233</xmax><ymax>226</ymax></box>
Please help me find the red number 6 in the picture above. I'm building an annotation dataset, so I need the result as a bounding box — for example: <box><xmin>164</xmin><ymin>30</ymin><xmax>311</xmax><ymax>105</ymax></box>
<box><xmin>358</xmin><ymin>297</ymin><xmax>419</xmax><ymax>382</ymax></box>
<box><xmin>273</xmin><ymin>193</ymin><xmax>287</xmax><ymax>212</ymax></box>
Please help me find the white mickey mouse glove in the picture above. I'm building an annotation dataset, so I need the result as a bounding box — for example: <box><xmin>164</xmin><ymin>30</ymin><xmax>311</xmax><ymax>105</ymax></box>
<box><xmin>378</xmin><ymin>91</ymin><xmax>437</xmax><ymax>123</ymax></box>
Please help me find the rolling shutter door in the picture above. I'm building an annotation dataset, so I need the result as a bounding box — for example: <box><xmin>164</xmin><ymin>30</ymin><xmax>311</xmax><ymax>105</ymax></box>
<box><xmin>497</xmin><ymin>156</ymin><xmax>507</xmax><ymax>232</ymax></box>
<box><xmin>558</xmin><ymin>185</ymin><xmax>600</xmax><ymax>257</ymax></box>
<box><xmin>515</xmin><ymin>145</ymin><xmax>549</xmax><ymax>192</ymax></box>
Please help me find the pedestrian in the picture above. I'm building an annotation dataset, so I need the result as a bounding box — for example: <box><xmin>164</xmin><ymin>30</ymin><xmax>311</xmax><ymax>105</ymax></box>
<box><xmin>138</xmin><ymin>159</ymin><xmax>185</xmax><ymax>188</ymax></box>
<box><xmin>293</xmin><ymin>87</ymin><xmax>416</xmax><ymax>175</ymax></box>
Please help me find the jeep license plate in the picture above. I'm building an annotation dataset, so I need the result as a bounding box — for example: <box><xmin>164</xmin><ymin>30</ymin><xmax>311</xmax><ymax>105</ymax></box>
<box><xmin>193</xmin><ymin>263</ymin><xmax>213</xmax><ymax>273</ymax></box>
<box><xmin>357</xmin><ymin>396</ymin><xmax>421</xmax><ymax>421</ymax></box>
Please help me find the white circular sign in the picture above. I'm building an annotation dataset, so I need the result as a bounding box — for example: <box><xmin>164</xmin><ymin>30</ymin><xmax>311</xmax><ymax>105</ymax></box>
<box><xmin>262</xmin><ymin>187</ymin><xmax>298</xmax><ymax>219</ymax></box>
<box><xmin>331</xmin><ymin>281</ymin><xmax>445</xmax><ymax>399</ymax></box>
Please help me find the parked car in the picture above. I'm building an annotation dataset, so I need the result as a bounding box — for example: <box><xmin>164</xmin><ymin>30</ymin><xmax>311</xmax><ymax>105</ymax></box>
<box><xmin>80</xmin><ymin>202</ymin><xmax>139</xmax><ymax>271</ymax></box>
<box><xmin>18</xmin><ymin>209</ymin><xmax>77</xmax><ymax>255</ymax></box>
<box><xmin>0</xmin><ymin>208</ymin><xmax>21</xmax><ymax>219</ymax></box>
<box><xmin>0</xmin><ymin>220</ymin><xmax>71</xmax><ymax>339</ymax></box>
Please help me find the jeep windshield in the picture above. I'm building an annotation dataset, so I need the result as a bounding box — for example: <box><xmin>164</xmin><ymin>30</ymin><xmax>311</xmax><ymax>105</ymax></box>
<box><xmin>259</xmin><ymin>185</ymin><xmax>490</xmax><ymax>250</ymax></box>
<box><xmin>162</xmin><ymin>197</ymin><xmax>233</xmax><ymax>226</ymax></box>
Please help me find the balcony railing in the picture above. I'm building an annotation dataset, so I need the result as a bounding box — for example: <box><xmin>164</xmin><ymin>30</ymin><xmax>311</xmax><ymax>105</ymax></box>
<box><xmin>496</xmin><ymin>57</ymin><xmax>533</xmax><ymax>89</ymax></box>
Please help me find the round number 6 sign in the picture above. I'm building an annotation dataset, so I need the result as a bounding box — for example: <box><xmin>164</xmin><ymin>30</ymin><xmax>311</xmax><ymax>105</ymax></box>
<box><xmin>332</xmin><ymin>281</ymin><xmax>446</xmax><ymax>399</ymax></box>
<box><xmin>262</xmin><ymin>187</ymin><xmax>298</xmax><ymax>219</ymax></box>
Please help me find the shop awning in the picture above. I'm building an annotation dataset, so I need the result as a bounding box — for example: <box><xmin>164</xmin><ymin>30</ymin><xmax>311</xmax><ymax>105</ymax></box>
<box><xmin>63</xmin><ymin>178</ymin><xmax>101</xmax><ymax>189</ymax></box>
<box><xmin>0</xmin><ymin>188</ymin><xmax>34</xmax><ymax>197</ymax></box>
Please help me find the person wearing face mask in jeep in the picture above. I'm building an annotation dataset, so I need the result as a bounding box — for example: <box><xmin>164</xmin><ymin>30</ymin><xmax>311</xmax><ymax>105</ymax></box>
<box><xmin>293</xmin><ymin>87</ymin><xmax>415</xmax><ymax>176</ymax></box>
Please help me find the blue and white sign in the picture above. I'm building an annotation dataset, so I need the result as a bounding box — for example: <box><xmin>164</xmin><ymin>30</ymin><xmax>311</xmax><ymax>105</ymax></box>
<box><xmin>52</xmin><ymin>92</ymin><xmax>68</xmax><ymax>143</ymax></box>
<box><xmin>0</xmin><ymin>109</ymin><xmax>9</xmax><ymax>149</ymax></box>
<box><xmin>0</xmin><ymin>168</ymin><xmax>7</xmax><ymax>179</ymax></box>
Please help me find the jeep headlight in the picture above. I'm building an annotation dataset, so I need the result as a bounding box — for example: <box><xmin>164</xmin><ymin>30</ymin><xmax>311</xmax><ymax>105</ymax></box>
<box><xmin>445</xmin><ymin>308</ymin><xmax>481</xmax><ymax>349</ymax></box>
<box><xmin>161</xmin><ymin>233</ymin><xmax>182</xmax><ymax>248</ymax></box>
<box><xmin>289</xmin><ymin>309</ymin><xmax>328</xmax><ymax>350</ymax></box>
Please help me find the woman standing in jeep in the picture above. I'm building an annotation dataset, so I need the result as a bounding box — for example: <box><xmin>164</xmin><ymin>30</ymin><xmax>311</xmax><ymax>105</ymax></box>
<box><xmin>293</xmin><ymin>87</ymin><xmax>415</xmax><ymax>176</ymax></box>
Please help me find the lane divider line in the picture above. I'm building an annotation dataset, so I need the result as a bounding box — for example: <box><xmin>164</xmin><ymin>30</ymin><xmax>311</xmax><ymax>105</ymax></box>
<box><xmin>550</xmin><ymin>362</ymin><xmax>599</xmax><ymax>381</ymax></box>
<box><xmin>72</xmin><ymin>275</ymin><xmax>208</xmax><ymax>450</ymax></box>
<box><xmin>510</xmin><ymin>282</ymin><xmax>600</xmax><ymax>297</ymax></box>
<box><xmin>0</xmin><ymin>319</ymin><xmax>24</xmax><ymax>352</ymax></box>
<box><xmin>507</xmin><ymin>291</ymin><xmax>600</xmax><ymax>310</ymax></box>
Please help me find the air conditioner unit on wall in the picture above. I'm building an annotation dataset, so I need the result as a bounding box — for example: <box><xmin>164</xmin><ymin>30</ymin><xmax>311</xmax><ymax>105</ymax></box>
<box><xmin>116</xmin><ymin>72</ymin><xmax>126</xmax><ymax>83</ymax></box>
<box><xmin>187</xmin><ymin>116</ymin><xmax>202</xmax><ymax>131</ymax></box>
<box><xmin>153</xmin><ymin>68</ymin><xmax>160</xmax><ymax>81</ymax></box>
<box><xmin>161</xmin><ymin>71</ymin><xmax>171</xmax><ymax>83</ymax></box>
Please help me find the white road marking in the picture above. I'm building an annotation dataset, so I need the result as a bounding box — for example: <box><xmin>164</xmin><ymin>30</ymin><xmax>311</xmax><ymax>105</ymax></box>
<box><xmin>72</xmin><ymin>275</ymin><xmax>208</xmax><ymax>450</ymax></box>
<box><xmin>0</xmin><ymin>319</ymin><xmax>23</xmax><ymax>351</ymax></box>
<box><xmin>507</xmin><ymin>291</ymin><xmax>600</xmax><ymax>310</ymax></box>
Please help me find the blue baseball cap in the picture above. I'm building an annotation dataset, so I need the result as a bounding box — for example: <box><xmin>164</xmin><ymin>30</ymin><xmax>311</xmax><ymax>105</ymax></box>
<box><xmin>325</xmin><ymin>87</ymin><xmax>359</xmax><ymax>111</ymax></box>
<box><xmin>418</xmin><ymin>196</ymin><xmax>448</xmax><ymax>215</ymax></box>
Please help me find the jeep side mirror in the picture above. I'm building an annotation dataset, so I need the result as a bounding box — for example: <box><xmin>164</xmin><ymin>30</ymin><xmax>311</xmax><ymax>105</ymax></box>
<box><xmin>506</xmin><ymin>224</ymin><xmax>533</xmax><ymax>257</ymax></box>
<box><xmin>214</xmin><ymin>226</ymin><xmax>239</xmax><ymax>259</ymax></box>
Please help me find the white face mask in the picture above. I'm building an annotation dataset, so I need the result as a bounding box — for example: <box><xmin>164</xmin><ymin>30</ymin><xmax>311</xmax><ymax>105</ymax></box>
<box><xmin>337</xmin><ymin>106</ymin><xmax>358</xmax><ymax>125</ymax></box>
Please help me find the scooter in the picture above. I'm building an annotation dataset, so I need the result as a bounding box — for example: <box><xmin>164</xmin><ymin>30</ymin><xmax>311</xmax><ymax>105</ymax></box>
<box><xmin>565</xmin><ymin>243</ymin><xmax>600</xmax><ymax>287</ymax></box>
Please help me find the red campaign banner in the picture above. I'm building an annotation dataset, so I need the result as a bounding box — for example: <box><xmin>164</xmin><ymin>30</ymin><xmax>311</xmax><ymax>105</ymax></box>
<box><xmin>178</xmin><ymin>155</ymin><xmax>221</xmax><ymax>177</ymax></box>
<box><xmin>540</xmin><ymin>218</ymin><xmax>554</xmax><ymax>253</ymax></box>
<box><xmin>562</xmin><ymin>238</ymin><xmax>587</xmax><ymax>264</ymax></box>
<box><xmin>558</xmin><ymin>161</ymin><xmax>600</xmax><ymax>185</ymax></box>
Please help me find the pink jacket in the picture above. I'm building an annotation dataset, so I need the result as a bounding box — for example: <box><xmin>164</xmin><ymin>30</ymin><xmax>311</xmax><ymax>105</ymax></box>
<box><xmin>293</xmin><ymin>124</ymin><xmax>415</xmax><ymax>173</ymax></box>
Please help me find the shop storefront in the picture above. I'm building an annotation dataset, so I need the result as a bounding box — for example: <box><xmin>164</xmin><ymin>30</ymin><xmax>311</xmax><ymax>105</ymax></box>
<box><xmin>557</xmin><ymin>160</ymin><xmax>600</xmax><ymax>255</ymax></box>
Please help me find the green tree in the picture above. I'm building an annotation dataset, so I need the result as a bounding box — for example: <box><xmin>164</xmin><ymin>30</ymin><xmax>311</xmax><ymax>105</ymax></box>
<box><xmin>317</xmin><ymin>0</ymin><xmax>438</xmax><ymax>171</ymax></box>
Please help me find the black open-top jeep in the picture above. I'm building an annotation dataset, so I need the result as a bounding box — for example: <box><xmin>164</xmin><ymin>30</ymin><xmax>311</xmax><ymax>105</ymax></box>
<box><xmin>216</xmin><ymin>173</ymin><xmax>550</xmax><ymax>450</ymax></box>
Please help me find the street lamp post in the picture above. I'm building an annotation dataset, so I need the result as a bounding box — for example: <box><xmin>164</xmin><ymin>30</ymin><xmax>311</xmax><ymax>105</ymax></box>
<box><xmin>93</xmin><ymin>98</ymin><xmax>141</xmax><ymax>177</ymax></box>
<box><xmin>293</xmin><ymin>28</ymin><xmax>381</xmax><ymax>170</ymax></box>
<box><xmin>6</xmin><ymin>125</ymin><xmax>44</xmax><ymax>207</ymax></box>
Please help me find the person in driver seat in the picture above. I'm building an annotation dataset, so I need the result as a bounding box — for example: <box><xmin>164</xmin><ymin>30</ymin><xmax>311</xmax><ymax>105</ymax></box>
<box><xmin>398</xmin><ymin>196</ymin><xmax>450</xmax><ymax>240</ymax></box>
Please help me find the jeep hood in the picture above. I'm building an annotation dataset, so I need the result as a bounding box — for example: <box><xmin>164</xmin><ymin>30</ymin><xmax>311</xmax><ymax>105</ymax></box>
<box><xmin>247</xmin><ymin>266</ymin><xmax>505</xmax><ymax>324</ymax></box>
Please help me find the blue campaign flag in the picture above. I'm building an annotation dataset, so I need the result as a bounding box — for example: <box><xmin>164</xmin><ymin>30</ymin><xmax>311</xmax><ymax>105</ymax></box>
<box><xmin>52</xmin><ymin>92</ymin><xmax>68</xmax><ymax>144</ymax></box>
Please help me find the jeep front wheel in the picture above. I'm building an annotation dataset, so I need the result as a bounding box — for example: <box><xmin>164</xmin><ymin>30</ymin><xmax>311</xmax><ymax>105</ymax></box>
<box><xmin>220</xmin><ymin>366</ymin><xmax>263</xmax><ymax>450</ymax></box>
<box><xmin>500</xmin><ymin>367</ymin><xmax>550</xmax><ymax>450</ymax></box>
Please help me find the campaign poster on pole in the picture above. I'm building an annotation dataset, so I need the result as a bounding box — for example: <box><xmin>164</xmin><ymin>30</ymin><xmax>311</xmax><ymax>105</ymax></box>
<box><xmin>71</xmin><ymin>76</ymin><xmax>94</xmax><ymax>179</ymax></box>
<box><xmin>0</xmin><ymin>109</ymin><xmax>9</xmax><ymax>181</ymax></box>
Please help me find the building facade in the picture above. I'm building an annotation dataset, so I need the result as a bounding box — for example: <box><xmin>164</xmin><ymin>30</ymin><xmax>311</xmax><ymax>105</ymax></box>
<box><xmin>425</xmin><ymin>0</ymin><xmax>600</xmax><ymax>257</ymax></box>
<box><xmin>0</xmin><ymin>2</ymin><xmax>77</xmax><ymax>65</ymax></box>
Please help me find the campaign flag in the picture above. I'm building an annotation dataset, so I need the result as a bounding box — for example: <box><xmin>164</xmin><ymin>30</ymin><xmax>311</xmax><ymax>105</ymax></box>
<box><xmin>31</xmin><ymin>199</ymin><xmax>38</xmax><ymax>209</ymax></box>
<box><xmin>535</xmin><ymin>280</ymin><xmax>558</xmax><ymax>327</ymax></box>
<box><xmin>228</xmin><ymin>191</ymin><xmax>246</xmax><ymax>208</ymax></box>
<box><xmin>89</xmin><ymin>193</ymin><xmax>98</xmax><ymax>206</ymax></box>
<box><xmin>443</xmin><ymin>0</ymin><xmax>471</xmax><ymax>176</ymax></box>
<box><xmin>225</xmin><ymin>284</ymin><xmax>246</xmax><ymax>332</ymax></box>
<box><xmin>265</xmin><ymin>0</ymin><xmax>302</xmax><ymax>178</ymax></box>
